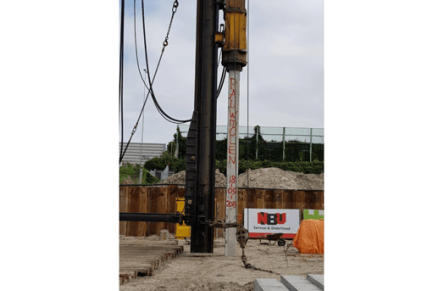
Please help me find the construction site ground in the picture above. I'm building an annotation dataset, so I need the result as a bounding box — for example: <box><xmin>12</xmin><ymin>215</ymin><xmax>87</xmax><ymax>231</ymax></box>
<box><xmin>120</xmin><ymin>236</ymin><xmax>323</xmax><ymax>291</ymax></box>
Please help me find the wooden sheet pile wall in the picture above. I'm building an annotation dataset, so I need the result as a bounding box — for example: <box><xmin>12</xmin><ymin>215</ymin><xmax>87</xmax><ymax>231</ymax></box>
<box><xmin>120</xmin><ymin>185</ymin><xmax>323</xmax><ymax>237</ymax></box>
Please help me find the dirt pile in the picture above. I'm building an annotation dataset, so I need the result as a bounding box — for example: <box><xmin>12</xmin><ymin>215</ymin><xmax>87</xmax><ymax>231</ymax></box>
<box><xmin>238</xmin><ymin>167</ymin><xmax>297</xmax><ymax>189</ymax></box>
<box><xmin>238</xmin><ymin>167</ymin><xmax>323</xmax><ymax>190</ymax></box>
<box><xmin>159</xmin><ymin>167</ymin><xmax>323</xmax><ymax>190</ymax></box>
<box><xmin>293</xmin><ymin>172</ymin><xmax>324</xmax><ymax>190</ymax></box>
<box><xmin>160</xmin><ymin>169</ymin><xmax>227</xmax><ymax>187</ymax></box>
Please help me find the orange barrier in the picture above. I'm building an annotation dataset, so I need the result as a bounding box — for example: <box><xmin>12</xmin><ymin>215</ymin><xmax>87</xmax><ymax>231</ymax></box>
<box><xmin>292</xmin><ymin>219</ymin><xmax>324</xmax><ymax>254</ymax></box>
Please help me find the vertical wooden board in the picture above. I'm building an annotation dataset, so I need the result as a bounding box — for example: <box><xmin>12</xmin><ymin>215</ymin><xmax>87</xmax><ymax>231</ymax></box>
<box><xmin>294</xmin><ymin>190</ymin><xmax>305</xmax><ymax>223</ymax></box>
<box><xmin>168</xmin><ymin>185</ymin><xmax>178</xmax><ymax>234</ymax></box>
<box><xmin>291</xmin><ymin>190</ymin><xmax>298</xmax><ymax>209</ymax></box>
<box><xmin>145</xmin><ymin>187</ymin><xmax>152</xmax><ymax>236</ymax></box>
<box><xmin>125</xmin><ymin>187</ymin><xmax>132</xmax><ymax>236</ymax></box>
<box><xmin>265</xmin><ymin>190</ymin><xmax>274</xmax><ymax>209</ymax></box>
<box><xmin>217</xmin><ymin>188</ymin><xmax>227</xmax><ymax>237</ymax></box>
<box><xmin>274</xmin><ymin>190</ymin><xmax>283</xmax><ymax>209</ymax></box>
<box><xmin>156</xmin><ymin>187</ymin><xmax>168</xmax><ymax>235</ymax></box>
<box><xmin>313</xmin><ymin>191</ymin><xmax>321</xmax><ymax>210</ymax></box>
<box><xmin>305</xmin><ymin>190</ymin><xmax>316</xmax><ymax>209</ymax></box>
<box><xmin>137</xmin><ymin>187</ymin><xmax>148</xmax><ymax>237</ymax></box>
<box><xmin>178</xmin><ymin>186</ymin><xmax>186</xmax><ymax>198</ymax></box>
<box><xmin>168</xmin><ymin>185</ymin><xmax>178</xmax><ymax>212</ymax></box>
<box><xmin>283</xmin><ymin>190</ymin><xmax>293</xmax><ymax>210</ymax></box>
<box><xmin>215</xmin><ymin>188</ymin><xmax>226</xmax><ymax>238</ymax></box>
<box><xmin>254</xmin><ymin>189</ymin><xmax>266</xmax><ymax>209</ymax></box>
<box><xmin>237</xmin><ymin>189</ymin><xmax>247</xmax><ymax>225</ymax></box>
<box><xmin>319</xmin><ymin>190</ymin><xmax>324</xmax><ymax>209</ymax></box>
<box><xmin>119</xmin><ymin>186</ymin><xmax>129</xmax><ymax>236</ymax></box>
<box><xmin>294</xmin><ymin>190</ymin><xmax>305</xmax><ymax>209</ymax></box>
<box><xmin>149</xmin><ymin>186</ymin><xmax>159</xmax><ymax>235</ymax></box>
<box><xmin>127</xmin><ymin>187</ymin><xmax>140</xmax><ymax>236</ymax></box>
<box><xmin>246</xmin><ymin>188</ymin><xmax>255</xmax><ymax>209</ymax></box>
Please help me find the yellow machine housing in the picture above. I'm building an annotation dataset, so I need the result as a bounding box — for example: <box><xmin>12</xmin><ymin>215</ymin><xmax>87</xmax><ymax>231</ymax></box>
<box><xmin>175</xmin><ymin>198</ymin><xmax>191</xmax><ymax>239</ymax></box>
<box><xmin>222</xmin><ymin>0</ymin><xmax>247</xmax><ymax>71</ymax></box>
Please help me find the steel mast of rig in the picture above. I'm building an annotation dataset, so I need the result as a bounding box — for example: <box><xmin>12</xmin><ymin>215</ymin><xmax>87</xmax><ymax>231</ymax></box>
<box><xmin>120</xmin><ymin>0</ymin><xmax>248</xmax><ymax>255</ymax></box>
<box><xmin>182</xmin><ymin>0</ymin><xmax>222</xmax><ymax>253</ymax></box>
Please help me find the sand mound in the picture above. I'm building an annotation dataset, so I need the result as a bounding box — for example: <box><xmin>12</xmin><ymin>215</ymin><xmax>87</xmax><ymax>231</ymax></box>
<box><xmin>238</xmin><ymin>167</ymin><xmax>324</xmax><ymax>190</ymax></box>
<box><xmin>160</xmin><ymin>167</ymin><xmax>323</xmax><ymax>190</ymax></box>
<box><xmin>160</xmin><ymin>169</ymin><xmax>227</xmax><ymax>187</ymax></box>
<box><xmin>238</xmin><ymin>167</ymin><xmax>296</xmax><ymax>189</ymax></box>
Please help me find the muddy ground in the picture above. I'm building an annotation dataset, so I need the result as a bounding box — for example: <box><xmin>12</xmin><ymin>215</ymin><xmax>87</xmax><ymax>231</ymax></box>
<box><xmin>120</xmin><ymin>237</ymin><xmax>323</xmax><ymax>291</ymax></box>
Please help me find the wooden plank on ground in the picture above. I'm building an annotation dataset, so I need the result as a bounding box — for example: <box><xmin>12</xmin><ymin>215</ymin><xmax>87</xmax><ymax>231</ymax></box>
<box><xmin>119</xmin><ymin>238</ymin><xmax>184</xmax><ymax>285</ymax></box>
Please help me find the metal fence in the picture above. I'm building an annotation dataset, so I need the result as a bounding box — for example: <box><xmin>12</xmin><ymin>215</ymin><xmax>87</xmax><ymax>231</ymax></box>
<box><xmin>178</xmin><ymin>125</ymin><xmax>324</xmax><ymax>162</ymax></box>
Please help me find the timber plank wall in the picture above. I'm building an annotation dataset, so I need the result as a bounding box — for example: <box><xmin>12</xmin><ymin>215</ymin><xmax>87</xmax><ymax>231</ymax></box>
<box><xmin>120</xmin><ymin>185</ymin><xmax>324</xmax><ymax>238</ymax></box>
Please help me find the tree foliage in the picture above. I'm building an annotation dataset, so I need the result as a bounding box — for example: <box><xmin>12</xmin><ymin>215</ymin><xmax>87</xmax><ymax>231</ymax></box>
<box><xmin>145</xmin><ymin>125</ymin><xmax>324</xmax><ymax>175</ymax></box>
<box><xmin>144</xmin><ymin>151</ymin><xmax>186</xmax><ymax>173</ymax></box>
<box><xmin>119</xmin><ymin>163</ymin><xmax>159</xmax><ymax>185</ymax></box>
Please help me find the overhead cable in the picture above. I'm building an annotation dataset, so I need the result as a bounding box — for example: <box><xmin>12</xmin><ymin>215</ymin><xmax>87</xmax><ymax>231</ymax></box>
<box><xmin>119</xmin><ymin>0</ymin><xmax>126</xmax><ymax>163</ymax></box>
<box><xmin>120</xmin><ymin>0</ymin><xmax>186</xmax><ymax>163</ymax></box>
<box><xmin>141</xmin><ymin>0</ymin><xmax>191</xmax><ymax>124</ymax></box>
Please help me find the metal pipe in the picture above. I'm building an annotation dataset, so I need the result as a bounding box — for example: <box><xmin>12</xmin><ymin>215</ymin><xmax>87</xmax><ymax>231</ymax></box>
<box><xmin>283</xmin><ymin>127</ymin><xmax>286</xmax><ymax>161</ymax></box>
<box><xmin>310</xmin><ymin>128</ymin><xmax>313</xmax><ymax>162</ymax></box>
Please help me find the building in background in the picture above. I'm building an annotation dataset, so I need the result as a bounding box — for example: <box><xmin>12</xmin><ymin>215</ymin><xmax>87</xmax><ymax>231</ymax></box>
<box><xmin>119</xmin><ymin>142</ymin><xmax>166</xmax><ymax>166</ymax></box>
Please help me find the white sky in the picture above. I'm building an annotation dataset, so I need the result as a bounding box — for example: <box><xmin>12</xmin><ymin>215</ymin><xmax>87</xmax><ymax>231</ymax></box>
<box><xmin>122</xmin><ymin>0</ymin><xmax>324</xmax><ymax>144</ymax></box>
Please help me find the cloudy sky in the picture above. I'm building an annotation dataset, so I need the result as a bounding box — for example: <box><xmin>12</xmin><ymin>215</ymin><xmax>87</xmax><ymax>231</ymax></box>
<box><xmin>121</xmin><ymin>0</ymin><xmax>324</xmax><ymax>144</ymax></box>
<box><xmin>3</xmin><ymin>1</ymin><xmax>444</xmax><ymax>289</ymax></box>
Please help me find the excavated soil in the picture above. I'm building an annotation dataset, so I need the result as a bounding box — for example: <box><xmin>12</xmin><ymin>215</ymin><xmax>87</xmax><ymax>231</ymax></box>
<box><xmin>159</xmin><ymin>167</ymin><xmax>323</xmax><ymax>190</ymax></box>
<box><xmin>159</xmin><ymin>169</ymin><xmax>227</xmax><ymax>187</ymax></box>
<box><xmin>239</xmin><ymin>168</ymin><xmax>324</xmax><ymax>190</ymax></box>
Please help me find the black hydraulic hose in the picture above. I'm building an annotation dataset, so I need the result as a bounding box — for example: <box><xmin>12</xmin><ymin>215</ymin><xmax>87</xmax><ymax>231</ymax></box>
<box><xmin>119</xmin><ymin>0</ymin><xmax>125</xmax><ymax>162</ymax></box>
<box><xmin>141</xmin><ymin>0</ymin><xmax>191</xmax><ymax>124</ymax></box>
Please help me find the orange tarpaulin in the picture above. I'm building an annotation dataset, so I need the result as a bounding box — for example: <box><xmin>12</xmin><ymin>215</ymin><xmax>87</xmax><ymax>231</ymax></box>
<box><xmin>292</xmin><ymin>219</ymin><xmax>324</xmax><ymax>254</ymax></box>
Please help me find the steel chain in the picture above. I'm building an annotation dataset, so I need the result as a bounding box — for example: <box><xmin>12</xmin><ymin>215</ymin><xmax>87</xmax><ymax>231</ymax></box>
<box><xmin>236</xmin><ymin>225</ymin><xmax>280</xmax><ymax>275</ymax></box>
<box><xmin>163</xmin><ymin>0</ymin><xmax>179</xmax><ymax>49</ymax></box>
